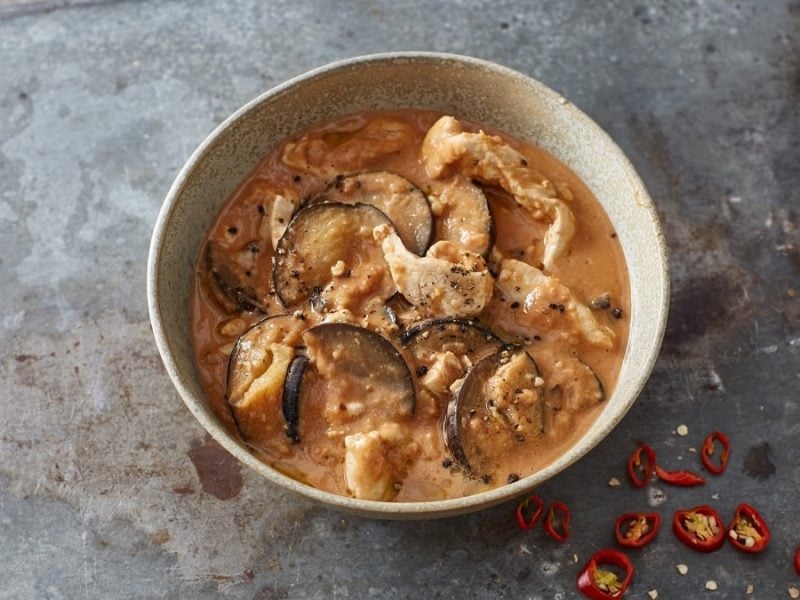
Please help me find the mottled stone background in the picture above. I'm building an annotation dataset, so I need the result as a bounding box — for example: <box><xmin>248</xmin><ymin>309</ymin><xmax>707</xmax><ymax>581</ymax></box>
<box><xmin>1</xmin><ymin>1</ymin><xmax>798</xmax><ymax>598</ymax></box>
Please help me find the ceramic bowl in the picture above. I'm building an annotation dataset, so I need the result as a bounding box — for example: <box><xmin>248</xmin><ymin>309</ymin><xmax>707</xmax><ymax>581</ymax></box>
<box><xmin>147</xmin><ymin>52</ymin><xmax>669</xmax><ymax>519</ymax></box>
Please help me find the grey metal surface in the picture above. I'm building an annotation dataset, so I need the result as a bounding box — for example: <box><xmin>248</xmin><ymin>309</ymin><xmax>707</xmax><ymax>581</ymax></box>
<box><xmin>0</xmin><ymin>0</ymin><xmax>797</xmax><ymax>597</ymax></box>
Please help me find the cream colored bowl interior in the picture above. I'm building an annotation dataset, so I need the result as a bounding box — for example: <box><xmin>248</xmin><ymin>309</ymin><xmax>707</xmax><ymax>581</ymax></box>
<box><xmin>147</xmin><ymin>52</ymin><xmax>669</xmax><ymax>519</ymax></box>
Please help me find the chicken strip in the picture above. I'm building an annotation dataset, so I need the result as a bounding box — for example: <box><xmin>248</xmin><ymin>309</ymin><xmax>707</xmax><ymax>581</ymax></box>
<box><xmin>282</xmin><ymin>117</ymin><xmax>416</xmax><ymax>178</ymax></box>
<box><xmin>373</xmin><ymin>224</ymin><xmax>493</xmax><ymax>318</ymax></box>
<box><xmin>343</xmin><ymin>423</ymin><xmax>415</xmax><ymax>501</ymax></box>
<box><xmin>491</xmin><ymin>259</ymin><xmax>614</xmax><ymax>349</ymax></box>
<box><xmin>421</xmin><ymin>116</ymin><xmax>575</xmax><ymax>270</ymax></box>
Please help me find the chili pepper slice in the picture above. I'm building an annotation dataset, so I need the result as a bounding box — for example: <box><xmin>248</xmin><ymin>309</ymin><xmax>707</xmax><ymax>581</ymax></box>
<box><xmin>701</xmin><ymin>431</ymin><xmax>730</xmax><ymax>475</ymax></box>
<box><xmin>655</xmin><ymin>465</ymin><xmax>705</xmax><ymax>487</ymax></box>
<box><xmin>515</xmin><ymin>494</ymin><xmax>544</xmax><ymax>530</ymax></box>
<box><xmin>673</xmin><ymin>505</ymin><xmax>726</xmax><ymax>552</ymax></box>
<box><xmin>794</xmin><ymin>545</ymin><xmax>800</xmax><ymax>575</ymax></box>
<box><xmin>577</xmin><ymin>548</ymin><xmax>634</xmax><ymax>599</ymax></box>
<box><xmin>614</xmin><ymin>512</ymin><xmax>661</xmax><ymax>549</ymax></box>
<box><xmin>543</xmin><ymin>501</ymin><xmax>570</xmax><ymax>542</ymax></box>
<box><xmin>627</xmin><ymin>444</ymin><xmax>656</xmax><ymax>488</ymax></box>
<box><xmin>727</xmin><ymin>503</ymin><xmax>770</xmax><ymax>553</ymax></box>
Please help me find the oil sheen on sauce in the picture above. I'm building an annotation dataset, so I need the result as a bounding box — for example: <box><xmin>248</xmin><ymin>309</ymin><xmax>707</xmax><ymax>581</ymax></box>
<box><xmin>190</xmin><ymin>109</ymin><xmax>630</xmax><ymax>501</ymax></box>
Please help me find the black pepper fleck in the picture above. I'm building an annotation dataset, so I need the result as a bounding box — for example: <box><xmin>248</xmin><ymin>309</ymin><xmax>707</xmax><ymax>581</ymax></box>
<box><xmin>442</xmin><ymin>458</ymin><xmax>453</xmax><ymax>468</ymax></box>
<box><xmin>415</xmin><ymin>365</ymin><xmax>428</xmax><ymax>378</ymax></box>
<box><xmin>612</xmin><ymin>308</ymin><xmax>623</xmax><ymax>319</ymax></box>
<box><xmin>506</xmin><ymin>473</ymin><xmax>519</xmax><ymax>484</ymax></box>
<box><xmin>510</xmin><ymin>301</ymin><xmax>520</xmax><ymax>309</ymax></box>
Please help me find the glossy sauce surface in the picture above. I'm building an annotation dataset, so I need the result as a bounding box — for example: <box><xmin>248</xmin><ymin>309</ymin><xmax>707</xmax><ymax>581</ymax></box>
<box><xmin>190</xmin><ymin>109</ymin><xmax>630</xmax><ymax>501</ymax></box>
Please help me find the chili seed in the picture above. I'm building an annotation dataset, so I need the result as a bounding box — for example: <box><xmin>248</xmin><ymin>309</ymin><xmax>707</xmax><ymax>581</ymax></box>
<box><xmin>676</xmin><ymin>564</ymin><xmax>688</xmax><ymax>575</ymax></box>
<box><xmin>705</xmin><ymin>580</ymin><xmax>718</xmax><ymax>591</ymax></box>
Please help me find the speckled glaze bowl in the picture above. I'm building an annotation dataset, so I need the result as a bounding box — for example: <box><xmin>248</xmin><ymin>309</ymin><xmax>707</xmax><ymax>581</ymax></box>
<box><xmin>147</xmin><ymin>52</ymin><xmax>669</xmax><ymax>519</ymax></box>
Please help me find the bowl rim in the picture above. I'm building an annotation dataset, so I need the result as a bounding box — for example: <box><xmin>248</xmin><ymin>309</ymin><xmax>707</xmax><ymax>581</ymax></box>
<box><xmin>147</xmin><ymin>51</ymin><xmax>670</xmax><ymax>518</ymax></box>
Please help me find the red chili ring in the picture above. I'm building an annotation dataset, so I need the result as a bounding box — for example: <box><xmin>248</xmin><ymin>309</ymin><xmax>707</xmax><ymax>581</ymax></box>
<box><xmin>614</xmin><ymin>512</ymin><xmax>661</xmax><ymax>549</ymax></box>
<box><xmin>701</xmin><ymin>431</ymin><xmax>730</xmax><ymax>475</ymax></box>
<box><xmin>794</xmin><ymin>545</ymin><xmax>800</xmax><ymax>576</ymax></box>
<box><xmin>673</xmin><ymin>505</ymin><xmax>726</xmax><ymax>552</ymax></box>
<box><xmin>577</xmin><ymin>548</ymin><xmax>634</xmax><ymax>599</ymax></box>
<box><xmin>515</xmin><ymin>494</ymin><xmax>544</xmax><ymax>531</ymax></box>
<box><xmin>543</xmin><ymin>501</ymin><xmax>570</xmax><ymax>542</ymax></box>
<box><xmin>627</xmin><ymin>444</ymin><xmax>656</xmax><ymax>488</ymax></box>
<box><xmin>728</xmin><ymin>503</ymin><xmax>770</xmax><ymax>553</ymax></box>
<box><xmin>655</xmin><ymin>465</ymin><xmax>705</xmax><ymax>487</ymax></box>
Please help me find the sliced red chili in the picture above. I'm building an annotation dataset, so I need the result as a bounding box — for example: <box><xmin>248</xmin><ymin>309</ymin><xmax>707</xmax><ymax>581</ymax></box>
<box><xmin>614</xmin><ymin>512</ymin><xmax>661</xmax><ymax>549</ymax></box>
<box><xmin>794</xmin><ymin>545</ymin><xmax>800</xmax><ymax>575</ymax></box>
<box><xmin>577</xmin><ymin>548</ymin><xmax>634</xmax><ymax>599</ymax></box>
<box><xmin>543</xmin><ymin>501</ymin><xmax>570</xmax><ymax>542</ymax></box>
<box><xmin>701</xmin><ymin>431</ymin><xmax>730</xmax><ymax>475</ymax></box>
<box><xmin>515</xmin><ymin>494</ymin><xmax>544</xmax><ymax>530</ymax></box>
<box><xmin>673</xmin><ymin>505</ymin><xmax>726</xmax><ymax>552</ymax></box>
<box><xmin>627</xmin><ymin>444</ymin><xmax>656</xmax><ymax>488</ymax></box>
<box><xmin>655</xmin><ymin>465</ymin><xmax>705</xmax><ymax>487</ymax></box>
<box><xmin>727</xmin><ymin>503</ymin><xmax>770</xmax><ymax>553</ymax></box>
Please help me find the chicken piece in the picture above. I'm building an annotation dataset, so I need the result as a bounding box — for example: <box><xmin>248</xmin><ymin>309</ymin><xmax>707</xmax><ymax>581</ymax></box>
<box><xmin>492</xmin><ymin>259</ymin><xmax>614</xmax><ymax>348</ymax></box>
<box><xmin>269</xmin><ymin>194</ymin><xmax>297</xmax><ymax>250</ymax></box>
<box><xmin>421</xmin><ymin>116</ymin><xmax>575</xmax><ymax>270</ymax></box>
<box><xmin>343</xmin><ymin>423</ymin><xmax>412</xmax><ymax>501</ymax></box>
<box><xmin>419</xmin><ymin>350</ymin><xmax>463</xmax><ymax>397</ymax></box>
<box><xmin>484</xmin><ymin>350</ymin><xmax>543</xmax><ymax>437</ymax></box>
<box><xmin>282</xmin><ymin>117</ymin><xmax>416</xmax><ymax>178</ymax></box>
<box><xmin>373</xmin><ymin>225</ymin><xmax>493</xmax><ymax>318</ymax></box>
<box><xmin>429</xmin><ymin>179</ymin><xmax>492</xmax><ymax>255</ymax></box>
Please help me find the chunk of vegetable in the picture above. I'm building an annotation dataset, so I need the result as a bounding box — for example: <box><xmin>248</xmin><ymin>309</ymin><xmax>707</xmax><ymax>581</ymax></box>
<box><xmin>310</xmin><ymin>171</ymin><xmax>434</xmax><ymax>255</ymax></box>
<box><xmin>444</xmin><ymin>346</ymin><xmax>545</xmax><ymax>478</ymax></box>
<box><xmin>273</xmin><ymin>203</ymin><xmax>397</xmax><ymax>314</ymax></box>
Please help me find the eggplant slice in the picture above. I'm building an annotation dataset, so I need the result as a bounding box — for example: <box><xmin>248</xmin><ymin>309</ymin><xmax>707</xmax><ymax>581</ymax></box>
<box><xmin>402</xmin><ymin>318</ymin><xmax>504</xmax><ymax>379</ymax></box>
<box><xmin>398</xmin><ymin>318</ymin><xmax>505</xmax><ymax>417</ymax></box>
<box><xmin>431</xmin><ymin>179</ymin><xmax>494</xmax><ymax>257</ymax></box>
<box><xmin>282</xmin><ymin>355</ymin><xmax>308</xmax><ymax>443</ymax></box>
<box><xmin>273</xmin><ymin>203</ymin><xmax>397</xmax><ymax>313</ymax></box>
<box><xmin>310</xmin><ymin>172</ymin><xmax>434</xmax><ymax>256</ymax></box>
<box><xmin>545</xmin><ymin>356</ymin><xmax>605</xmax><ymax>412</ymax></box>
<box><xmin>444</xmin><ymin>346</ymin><xmax>545</xmax><ymax>478</ymax></box>
<box><xmin>206</xmin><ymin>241</ymin><xmax>271</xmax><ymax>313</ymax></box>
<box><xmin>300</xmin><ymin>323</ymin><xmax>415</xmax><ymax>429</ymax></box>
<box><xmin>226</xmin><ymin>314</ymin><xmax>309</xmax><ymax>446</ymax></box>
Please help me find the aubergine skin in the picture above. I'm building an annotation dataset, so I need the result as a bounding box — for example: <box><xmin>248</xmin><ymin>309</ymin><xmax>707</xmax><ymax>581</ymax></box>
<box><xmin>225</xmin><ymin>314</ymin><xmax>309</xmax><ymax>447</ymax></box>
<box><xmin>444</xmin><ymin>346</ymin><xmax>544</xmax><ymax>478</ymax></box>
<box><xmin>310</xmin><ymin>171</ymin><xmax>434</xmax><ymax>256</ymax></box>
<box><xmin>272</xmin><ymin>202</ymin><xmax>396</xmax><ymax>312</ymax></box>
<box><xmin>206</xmin><ymin>242</ymin><xmax>269</xmax><ymax>313</ymax></box>
<box><xmin>302</xmin><ymin>322</ymin><xmax>415</xmax><ymax>418</ymax></box>
<box><xmin>282</xmin><ymin>355</ymin><xmax>309</xmax><ymax>443</ymax></box>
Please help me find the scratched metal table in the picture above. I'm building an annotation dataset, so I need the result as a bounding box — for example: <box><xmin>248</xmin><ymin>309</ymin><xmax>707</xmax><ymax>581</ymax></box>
<box><xmin>1</xmin><ymin>0</ymin><xmax>798</xmax><ymax>597</ymax></box>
